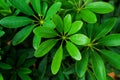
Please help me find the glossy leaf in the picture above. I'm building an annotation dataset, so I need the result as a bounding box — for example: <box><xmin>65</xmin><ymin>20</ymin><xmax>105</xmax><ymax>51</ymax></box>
<box><xmin>12</xmin><ymin>25</ymin><xmax>34</xmax><ymax>45</ymax></box>
<box><xmin>33</xmin><ymin>26</ymin><xmax>58</xmax><ymax>38</ymax></box>
<box><xmin>33</xmin><ymin>35</ymin><xmax>41</xmax><ymax>50</ymax></box>
<box><xmin>68</xmin><ymin>21</ymin><xmax>83</xmax><ymax>35</ymax></box>
<box><xmin>18</xmin><ymin>72</ymin><xmax>31</xmax><ymax>80</ymax></box>
<box><xmin>17</xmin><ymin>68</ymin><xmax>32</xmax><ymax>74</ymax></box>
<box><xmin>94</xmin><ymin>18</ymin><xmax>117</xmax><ymax>40</ymax></box>
<box><xmin>0</xmin><ymin>30</ymin><xmax>5</xmax><ymax>37</ymax></box>
<box><xmin>101</xmin><ymin>49</ymin><xmax>120</xmax><ymax>70</ymax></box>
<box><xmin>75</xmin><ymin>51</ymin><xmax>89</xmax><ymax>77</ymax></box>
<box><xmin>0</xmin><ymin>0</ymin><xmax>9</xmax><ymax>9</ymax></box>
<box><xmin>34</xmin><ymin>39</ymin><xmax>58</xmax><ymax>57</ymax></box>
<box><xmin>52</xmin><ymin>14</ymin><xmax>63</xmax><ymax>33</ymax></box>
<box><xmin>45</xmin><ymin>2</ymin><xmax>61</xmax><ymax>20</ymax></box>
<box><xmin>66</xmin><ymin>41</ymin><xmax>81</xmax><ymax>60</ymax></box>
<box><xmin>69</xmin><ymin>34</ymin><xmax>90</xmax><ymax>45</ymax></box>
<box><xmin>0</xmin><ymin>73</ymin><xmax>3</xmax><ymax>80</ymax></box>
<box><xmin>80</xmin><ymin>9</ymin><xmax>97</xmax><ymax>23</ymax></box>
<box><xmin>86</xmin><ymin>2</ymin><xmax>114</xmax><ymax>14</ymax></box>
<box><xmin>30</xmin><ymin>0</ymin><xmax>41</xmax><ymax>15</ymax></box>
<box><xmin>42</xmin><ymin>2</ymin><xmax>48</xmax><ymax>16</ymax></box>
<box><xmin>99</xmin><ymin>34</ymin><xmax>120</xmax><ymax>46</ymax></box>
<box><xmin>92</xmin><ymin>51</ymin><xmax>106</xmax><ymax>80</ymax></box>
<box><xmin>64</xmin><ymin>14</ymin><xmax>72</xmax><ymax>34</ymax></box>
<box><xmin>0</xmin><ymin>16</ymin><xmax>32</xmax><ymax>28</ymax></box>
<box><xmin>0</xmin><ymin>62</ymin><xmax>12</xmax><ymax>69</ymax></box>
<box><xmin>43</xmin><ymin>20</ymin><xmax>56</xmax><ymax>29</ymax></box>
<box><xmin>51</xmin><ymin>45</ymin><xmax>63</xmax><ymax>74</ymax></box>
<box><xmin>9</xmin><ymin>0</ymin><xmax>34</xmax><ymax>15</ymax></box>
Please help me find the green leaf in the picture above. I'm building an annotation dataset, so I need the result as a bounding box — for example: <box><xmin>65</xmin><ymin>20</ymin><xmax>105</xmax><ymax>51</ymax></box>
<box><xmin>33</xmin><ymin>26</ymin><xmax>58</xmax><ymax>38</ymax></box>
<box><xmin>0</xmin><ymin>16</ymin><xmax>32</xmax><ymax>28</ymax></box>
<box><xmin>69</xmin><ymin>34</ymin><xmax>90</xmax><ymax>45</ymax></box>
<box><xmin>52</xmin><ymin>14</ymin><xmax>63</xmax><ymax>33</ymax></box>
<box><xmin>0</xmin><ymin>30</ymin><xmax>5</xmax><ymax>37</ymax></box>
<box><xmin>33</xmin><ymin>35</ymin><xmax>41</xmax><ymax>50</ymax></box>
<box><xmin>87</xmin><ymin>70</ymin><xmax>96</xmax><ymax>80</ymax></box>
<box><xmin>68</xmin><ymin>21</ymin><xmax>83</xmax><ymax>35</ymax></box>
<box><xmin>64</xmin><ymin>14</ymin><xmax>72</xmax><ymax>34</ymax></box>
<box><xmin>0</xmin><ymin>0</ymin><xmax>9</xmax><ymax>9</ymax></box>
<box><xmin>43</xmin><ymin>20</ymin><xmax>56</xmax><ymax>29</ymax></box>
<box><xmin>34</xmin><ymin>39</ymin><xmax>58</xmax><ymax>57</ymax></box>
<box><xmin>45</xmin><ymin>2</ymin><xmax>61</xmax><ymax>20</ymax></box>
<box><xmin>12</xmin><ymin>25</ymin><xmax>34</xmax><ymax>45</ymax></box>
<box><xmin>94</xmin><ymin>18</ymin><xmax>117</xmax><ymax>40</ymax></box>
<box><xmin>86</xmin><ymin>2</ymin><xmax>114</xmax><ymax>14</ymax></box>
<box><xmin>75</xmin><ymin>51</ymin><xmax>89</xmax><ymax>77</ymax></box>
<box><xmin>0</xmin><ymin>62</ymin><xmax>12</xmax><ymax>69</ymax></box>
<box><xmin>51</xmin><ymin>45</ymin><xmax>63</xmax><ymax>74</ymax></box>
<box><xmin>18</xmin><ymin>72</ymin><xmax>31</xmax><ymax>80</ymax></box>
<box><xmin>66</xmin><ymin>41</ymin><xmax>81</xmax><ymax>60</ymax></box>
<box><xmin>41</xmin><ymin>2</ymin><xmax>48</xmax><ymax>16</ymax></box>
<box><xmin>30</xmin><ymin>0</ymin><xmax>41</xmax><ymax>15</ymax></box>
<box><xmin>10</xmin><ymin>73</ymin><xmax>17</xmax><ymax>80</ymax></box>
<box><xmin>17</xmin><ymin>68</ymin><xmax>32</xmax><ymax>74</ymax></box>
<box><xmin>101</xmin><ymin>49</ymin><xmax>120</xmax><ymax>70</ymax></box>
<box><xmin>23</xmin><ymin>59</ymin><xmax>36</xmax><ymax>67</ymax></box>
<box><xmin>0</xmin><ymin>73</ymin><xmax>3</xmax><ymax>80</ymax></box>
<box><xmin>80</xmin><ymin>9</ymin><xmax>97</xmax><ymax>23</ymax></box>
<box><xmin>92</xmin><ymin>51</ymin><xmax>106</xmax><ymax>80</ymax></box>
<box><xmin>9</xmin><ymin>0</ymin><xmax>34</xmax><ymax>15</ymax></box>
<box><xmin>99</xmin><ymin>34</ymin><xmax>120</xmax><ymax>46</ymax></box>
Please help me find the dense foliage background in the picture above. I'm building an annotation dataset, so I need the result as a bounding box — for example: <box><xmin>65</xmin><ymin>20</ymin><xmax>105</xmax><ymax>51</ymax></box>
<box><xmin>0</xmin><ymin>0</ymin><xmax>120</xmax><ymax>80</ymax></box>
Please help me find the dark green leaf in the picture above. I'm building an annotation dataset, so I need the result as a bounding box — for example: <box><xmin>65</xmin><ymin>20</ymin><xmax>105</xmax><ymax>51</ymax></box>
<box><xmin>10</xmin><ymin>73</ymin><xmax>17</xmax><ymax>80</ymax></box>
<box><xmin>68</xmin><ymin>21</ymin><xmax>83</xmax><ymax>35</ymax></box>
<box><xmin>0</xmin><ymin>0</ymin><xmax>9</xmax><ymax>9</ymax></box>
<box><xmin>0</xmin><ymin>62</ymin><xmax>12</xmax><ymax>69</ymax></box>
<box><xmin>87</xmin><ymin>70</ymin><xmax>96</xmax><ymax>80</ymax></box>
<box><xmin>66</xmin><ymin>41</ymin><xmax>81</xmax><ymax>60</ymax></box>
<box><xmin>69</xmin><ymin>34</ymin><xmax>90</xmax><ymax>45</ymax></box>
<box><xmin>94</xmin><ymin>18</ymin><xmax>117</xmax><ymax>40</ymax></box>
<box><xmin>75</xmin><ymin>51</ymin><xmax>89</xmax><ymax>77</ymax></box>
<box><xmin>9</xmin><ymin>0</ymin><xmax>34</xmax><ymax>15</ymax></box>
<box><xmin>18</xmin><ymin>72</ymin><xmax>31</xmax><ymax>80</ymax></box>
<box><xmin>12</xmin><ymin>25</ymin><xmax>34</xmax><ymax>45</ymax></box>
<box><xmin>23</xmin><ymin>58</ymin><xmax>36</xmax><ymax>67</ymax></box>
<box><xmin>34</xmin><ymin>39</ymin><xmax>58</xmax><ymax>57</ymax></box>
<box><xmin>64</xmin><ymin>14</ymin><xmax>72</xmax><ymax>34</ymax></box>
<box><xmin>99</xmin><ymin>34</ymin><xmax>120</xmax><ymax>46</ymax></box>
<box><xmin>52</xmin><ymin>14</ymin><xmax>63</xmax><ymax>33</ymax></box>
<box><xmin>51</xmin><ymin>45</ymin><xmax>63</xmax><ymax>74</ymax></box>
<box><xmin>33</xmin><ymin>35</ymin><xmax>41</xmax><ymax>50</ymax></box>
<box><xmin>92</xmin><ymin>51</ymin><xmax>106</xmax><ymax>80</ymax></box>
<box><xmin>17</xmin><ymin>68</ymin><xmax>32</xmax><ymax>74</ymax></box>
<box><xmin>0</xmin><ymin>16</ymin><xmax>33</xmax><ymax>28</ymax></box>
<box><xmin>33</xmin><ymin>26</ymin><xmax>58</xmax><ymax>38</ymax></box>
<box><xmin>0</xmin><ymin>73</ymin><xmax>3</xmax><ymax>80</ymax></box>
<box><xmin>30</xmin><ymin>0</ymin><xmax>41</xmax><ymax>15</ymax></box>
<box><xmin>45</xmin><ymin>2</ymin><xmax>61</xmax><ymax>20</ymax></box>
<box><xmin>101</xmin><ymin>50</ymin><xmax>120</xmax><ymax>70</ymax></box>
<box><xmin>86</xmin><ymin>2</ymin><xmax>114</xmax><ymax>14</ymax></box>
<box><xmin>80</xmin><ymin>9</ymin><xmax>97</xmax><ymax>23</ymax></box>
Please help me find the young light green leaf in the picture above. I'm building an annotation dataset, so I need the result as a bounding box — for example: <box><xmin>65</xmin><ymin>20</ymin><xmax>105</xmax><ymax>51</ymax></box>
<box><xmin>0</xmin><ymin>16</ymin><xmax>32</xmax><ymax>28</ymax></box>
<box><xmin>17</xmin><ymin>68</ymin><xmax>32</xmax><ymax>74</ymax></box>
<box><xmin>66</xmin><ymin>41</ymin><xmax>81</xmax><ymax>60</ymax></box>
<box><xmin>68</xmin><ymin>21</ymin><xmax>83</xmax><ymax>35</ymax></box>
<box><xmin>80</xmin><ymin>9</ymin><xmax>97</xmax><ymax>23</ymax></box>
<box><xmin>34</xmin><ymin>39</ymin><xmax>58</xmax><ymax>57</ymax></box>
<box><xmin>33</xmin><ymin>35</ymin><xmax>41</xmax><ymax>50</ymax></box>
<box><xmin>85</xmin><ymin>2</ymin><xmax>114</xmax><ymax>14</ymax></box>
<box><xmin>9</xmin><ymin>0</ymin><xmax>34</xmax><ymax>15</ymax></box>
<box><xmin>45</xmin><ymin>2</ymin><xmax>61</xmax><ymax>20</ymax></box>
<box><xmin>75</xmin><ymin>51</ymin><xmax>89</xmax><ymax>77</ymax></box>
<box><xmin>64</xmin><ymin>14</ymin><xmax>72</xmax><ymax>34</ymax></box>
<box><xmin>99</xmin><ymin>34</ymin><xmax>120</xmax><ymax>46</ymax></box>
<box><xmin>92</xmin><ymin>51</ymin><xmax>106</xmax><ymax>80</ymax></box>
<box><xmin>12</xmin><ymin>25</ymin><xmax>34</xmax><ymax>45</ymax></box>
<box><xmin>33</xmin><ymin>26</ymin><xmax>58</xmax><ymax>38</ymax></box>
<box><xmin>43</xmin><ymin>20</ymin><xmax>56</xmax><ymax>29</ymax></box>
<box><xmin>94</xmin><ymin>18</ymin><xmax>117</xmax><ymax>40</ymax></box>
<box><xmin>0</xmin><ymin>62</ymin><xmax>12</xmax><ymax>69</ymax></box>
<box><xmin>41</xmin><ymin>2</ymin><xmax>48</xmax><ymax>16</ymax></box>
<box><xmin>18</xmin><ymin>72</ymin><xmax>31</xmax><ymax>80</ymax></box>
<box><xmin>101</xmin><ymin>49</ymin><xmax>120</xmax><ymax>70</ymax></box>
<box><xmin>51</xmin><ymin>45</ymin><xmax>63</xmax><ymax>74</ymax></box>
<box><xmin>0</xmin><ymin>30</ymin><xmax>5</xmax><ymax>37</ymax></box>
<box><xmin>30</xmin><ymin>0</ymin><xmax>41</xmax><ymax>15</ymax></box>
<box><xmin>0</xmin><ymin>73</ymin><xmax>3</xmax><ymax>80</ymax></box>
<box><xmin>69</xmin><ymin>34</ymin><xmax>90</xmax><ymax>45</ymax></box>
<box><xmin>52</xmin><ymin>14</ymin><xmax>63</xmax><ymax>33</ymax></box>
